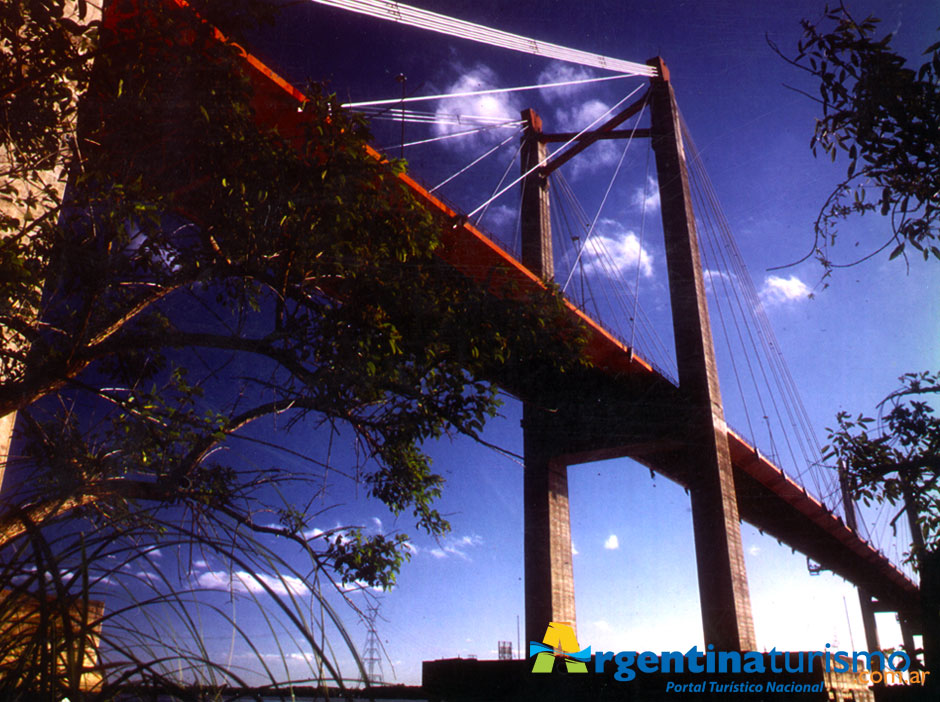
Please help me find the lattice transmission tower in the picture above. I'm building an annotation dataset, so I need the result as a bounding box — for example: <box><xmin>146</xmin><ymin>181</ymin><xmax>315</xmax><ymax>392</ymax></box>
<box><xmin>361</xmin><ymin>602</ymin><xmax>384</xmax><ymax>685</ymax></box>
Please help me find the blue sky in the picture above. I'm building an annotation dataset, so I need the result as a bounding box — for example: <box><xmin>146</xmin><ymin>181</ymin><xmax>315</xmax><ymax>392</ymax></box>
<box><xmin>160</xmin><ymin>0</ymin><xmax>939</xmax><ymax>685</ymax></box>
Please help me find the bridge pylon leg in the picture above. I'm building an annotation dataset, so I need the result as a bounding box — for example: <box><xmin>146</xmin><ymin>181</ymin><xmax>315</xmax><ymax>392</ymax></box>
<box><xmin>858</xmin><ymin>592</ymin><xmax>881</xmax><ymax>670</ymax></box>
<box><xmin>647</xmin><ymin>57</ymin><xmax>756</xmax><ymax>651</ymax></box>
<box><xmin>518</xmin><ymin>107</ymin><xmax>578</xmax><ymax>645</ymax></box>
<box><xmin>898</xmin><ymin>612</ymin><xmax>919</xmax><ymax>669</ymax></box>
<box><xmin>523</xmin><ymin>408</ymin><xmax>577</xmax><ymax>646</ymax></box>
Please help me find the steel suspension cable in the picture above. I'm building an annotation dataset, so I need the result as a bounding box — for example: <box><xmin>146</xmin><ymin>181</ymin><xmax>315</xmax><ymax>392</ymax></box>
<box><xmin>430</xmin><ymin>128</ymin><xmax>522</xmax><ymax>193</ymax></box>
<box><xmin>343</xmin><ymin>73</ymin><xmax>635</xmax><ymax>109</ymax></box>
<box><xmin>378</xmin><ymin>121</ymin><xmax>521</xmax><ymax>150</ymax></box>
<box><xmin>629</xmin><ymin>148</ymin><xmax>652</xmax><ymax>354</ymax></box>
<box><xmin>465</xmin><ymin>85</ymin><xmax>646</xmax><ymax>219</ymax></box>
<box><xmin>681</xmin><ymin>118</ymin><xmax>835</xmax><ymax>508</ymax></box>
<box><xmin>561</xmin><ymin>102</ymin><xmax>648</xmax><ymax>293</ymax></box>
<box><xmin>687</xmin><ymin>146</ymin><xmax>817</xmax><ymax>494</ymax></box>
<box><xmin>553</xmin><ymin>170</ymin><xmax>676</xmax><ymax>378</ymax></box>
<box><xmin>474</xmin><ymin>141</ymin><xmax>524</xmax><ymax>235</ymax></box>
<box><xmin>311</xmin><ymin>0</ymin><xmax>658</xmax><ymax>78</ymax></box>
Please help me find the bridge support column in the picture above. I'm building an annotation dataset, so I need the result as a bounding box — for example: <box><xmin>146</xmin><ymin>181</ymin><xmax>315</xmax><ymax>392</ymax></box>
<box><xmin>898</xmin><ymin>613</ymin><xmax>919</xmax><ymax>669</ymax></box>
<box><xmin>858</xmin><ymin>593</ymin><xmax>881</xmax><ymax>669</ymax></box>
<box><xmin>647</xmin><ymin>57</ymin><xmax>756</xmax><ymax>651</ymax></box>
<box><xmin>519</xmin><ymin>108</ymin><xmax>578</xmax><ymax>644</ymax></box>
<box><xmin>523</xmin><ymin>414</ymin><xmax>576</xmax><ymax>645</ymax></box>
<box><xmin>839</xmin><ymin>463</ymin><xmax>883</xmax><ymax>666</ymax></box>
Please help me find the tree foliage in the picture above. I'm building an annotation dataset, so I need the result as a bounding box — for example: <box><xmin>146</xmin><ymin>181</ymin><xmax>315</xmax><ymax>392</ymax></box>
<box><xmin>0</xmin><ymin>0</ymin><xmax>586</xmax><ymax>693</ymax></box>
<box><xmin>773</xmin><ymin>2</ymin><xmax>940</xmax><ymax>272</ymax></box>
<box><xmin>824</xmin><ymin>371</ymin><xmax>940</xmax><ymax>560</ymax></box>
<box><xmin>824</xmin><ymin>371</ymin><xmax>940</xmax><ymax>682</ymax></box>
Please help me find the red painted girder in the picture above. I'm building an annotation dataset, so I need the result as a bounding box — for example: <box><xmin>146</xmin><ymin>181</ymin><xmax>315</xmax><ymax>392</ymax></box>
<box><xmin>727</xmin><ymin>429</ymin><xmax>917</xmax><ymax>600</ymax></box>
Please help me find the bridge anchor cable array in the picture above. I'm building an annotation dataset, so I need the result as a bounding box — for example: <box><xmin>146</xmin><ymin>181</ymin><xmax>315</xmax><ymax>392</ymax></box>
<box><xmin>310</xmin><ymin>0</ymin><xmax>658</xmax><ymax>77</ymax></box>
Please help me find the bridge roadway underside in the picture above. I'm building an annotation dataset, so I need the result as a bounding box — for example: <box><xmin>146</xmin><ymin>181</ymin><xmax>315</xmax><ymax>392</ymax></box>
<box><xmin>493</xmin><ymin>358</ymin><xmax>919</xmax><ymax>624</ymax></box>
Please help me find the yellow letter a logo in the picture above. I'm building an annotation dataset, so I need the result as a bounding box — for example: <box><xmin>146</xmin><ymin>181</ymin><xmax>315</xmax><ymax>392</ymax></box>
<box><xmin>529</xmin><ymin>621</ymin><xmax>589</xmax><ymax>673</ymax></box>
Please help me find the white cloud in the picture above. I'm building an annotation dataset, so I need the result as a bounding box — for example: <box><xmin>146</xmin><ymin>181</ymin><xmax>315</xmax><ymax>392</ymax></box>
<box><xmin>582</xmin><ymin>219</ymin><xmax>654</xmax><ymax>278</ymax></box>
<box><xmin>748</xmin><ymin>545</ymin><xmax>761</xmax><ymax>557</ymax></box>
<box><xmin>434</xmin><ymin>64</ymin><xmax>518</xmax><ymax>150</ymax></box>
<box><xmin>133</xmin><ymin>570</ymin><xmax>161</xmax><ymax>584</ymax></box>
<box><xmin>703</xmin><ymin>268</ymin><xmax>733</xmax><ymax>294</ymax></box>
<box><xmin>339</xmin><ymin>579</ymin><xmax>386</xmax><ymax>594</ymax></box>
<box><xmin>546</xmin><ymin>98</ymin><xmax>624</xmax><ymax>176</ymax></box>
<box><xmin>538</xmin><ymin>62</ymin><xmax>599</xmax><ymax>100</ymax></box>
<box><xmin>426</xmin><ymin>533</ymin><xmax>483</xmax><ymax>561</ymax></box>
<box><xmin>571</xmin><ymin>542</ymin><xmax>579</xmax><ymax>556</ymax></box>
<box><xmin>760</xmin><ymin>275</ymin><xmax>811</xmax><ymax>306</ymax></box>
<box><xmin>553</xmin><ymin>98</ymin><xmax>611</xmax><ymax>132</ymax></box>
<box><xmin>631</xmin><ymin>176</ymin><xmax>660</xmax><ymax>212</ymax></box>
<box><xmin>476</xmin><ymin>203</ymin><xmax>516</xmax><ymax>235</ymax></box>
<box><xmin>195</xmin><ymin>569</ymin><xmax>310</xmax><ymax>598</ymax></box>
<box><xmin>372</xmin><ymin>517</ymin><xmax>384</xmax><ymax>532</ymax></box>
<box><xmin>604</xmin><ymin>534</ymin><xmax>619</xmax><ymax>550</ymax></box>
<box><xmin>593</xmin><ymin>619</ymin><xmax>611</xmax><ymax>632</ymax></box>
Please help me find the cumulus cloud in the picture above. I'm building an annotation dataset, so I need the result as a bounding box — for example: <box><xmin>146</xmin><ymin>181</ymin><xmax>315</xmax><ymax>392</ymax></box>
<box><xmin>536</xmin><ymin>64</ymin><xmax>610</xmax><ymax>133</ymax></box>
<box><xmin>582</xmin><ymin>219</ymin><xmax>654</xmax><ymax>279</ymax></box>
<box><xmin>552</xmin><ymin>98</ymin><xmax>612</xmax><ymax>132</ymax></box>
<box><xmin>748</xmin><ymin>545</ymin><xmax>761</xmax><ymax>557</ymax></box>
<box><xmin>402</xmin><ymin>541</ymin><xmax>419</xmax><ymax>557</ymax></box>
<box><xmin>195</xmin><ymin>569</ymin><xmax>311</xmax><ymax>598</ymax></box>
<box><xmin>133</xmin><ymin>570</ymin><xmax>161</xmax><ymax>584</ymax></box>
<box><xmin>339</xmin><ymin>579</ymin><xmax>386</xmax><ymax>594</ymax></box>
<box><xmin>428</xmin><ymin>534</ymin><xmax>483</xmax><ymax>561</ymax></box>
<box><xmin>535</xmin><ymin>70</ymin><xmax>643</xmax><ymax>177</ymax></box>
<box><xmin>538</xmin><ymin>62</ymin><xmax>599</xmax><ymax>100</ymax></box>
<box><xmin>604</xmin><ymin>534</ymin><xmax>619</xmax><ymax>550</ymax></box>
<box><xmin>702</xmin><ymin>268</ymin><xmax>734</xmax><ymax>294</ymax></box>
<box><xmin>631</xmin><ymin>176</ymin><xmax>660</xmax><ymax>212</ymax></box>
<box><xmin>477</xmin><ymin>203</ymin><xmax>517</xmax><ymax>235</ymax></box>
<box><xmin>759</xmin><ymin>275</ymin><xmax>811</xmax><ymax>306</ymax></box>
<box><xmin>433</xmin><ymin>63</ymin><xmax>518</xmax><ymax>150</ymax></box>
<box><xmin>302</xmin><ymin>526</ymin><xmax>325</xmax><ymax>540</ymax></box>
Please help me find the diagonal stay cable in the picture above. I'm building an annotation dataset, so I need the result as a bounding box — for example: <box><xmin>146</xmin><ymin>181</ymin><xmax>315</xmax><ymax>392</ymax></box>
<box><xmin>431</xmin><ymin>128</ymin><xmax>522</xmax><ymax>193</ymax></box>
<box><xmin>561</xmin><ymin>101</ymin><xmax>648</xmax><ymax>293</ymax></box>
<box><xmin>464</xmin><ymin>85</ymin><xmax>646</xmax><ymax>220</ymax></box>
<box><xmin>377</xmin><ymin>121</ymin><xmax>522</xmax><ymax>150</ymax></box>
<box><xmin>343</xmin><ymin>73</ymin><xmax>635</xmax><ymax>108</ymax></box>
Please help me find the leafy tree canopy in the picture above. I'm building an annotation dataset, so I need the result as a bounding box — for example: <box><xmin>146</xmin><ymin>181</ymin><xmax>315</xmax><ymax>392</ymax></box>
<box><xmin>824</xmin><ymin>371</ymin><xmax>940</xmax><ymax>559</ymax></box>
<box><xmin>772</xmin><ymin>2</ymin><xmax>939</xmax><ymax>274</ymax></box>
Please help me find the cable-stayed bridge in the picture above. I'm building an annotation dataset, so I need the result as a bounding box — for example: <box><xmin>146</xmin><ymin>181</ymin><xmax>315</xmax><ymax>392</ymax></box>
<box><xmin>133</xmin><ymin>0</ymin><xmax>921</xmax><ymax>661</ymax></box>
